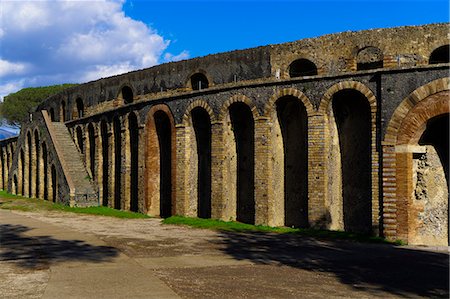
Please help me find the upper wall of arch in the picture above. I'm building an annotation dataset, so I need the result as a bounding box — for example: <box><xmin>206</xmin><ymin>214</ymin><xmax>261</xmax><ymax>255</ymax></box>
<box><xmin>35</xmin><ymin>23</ymin><xmax>448</xmax><ymax>123</ymax></box>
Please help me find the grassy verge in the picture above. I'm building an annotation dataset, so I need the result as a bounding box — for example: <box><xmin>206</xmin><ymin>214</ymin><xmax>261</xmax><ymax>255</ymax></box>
<box><xmin>0</xmin><ymin>190</ymin><xmax>149</xmax><ymax>219</ymax></box>
<box><xmin>163</xmin><ymin>216</ymin><xmax>403</xmax><ymax>245</ymax></box>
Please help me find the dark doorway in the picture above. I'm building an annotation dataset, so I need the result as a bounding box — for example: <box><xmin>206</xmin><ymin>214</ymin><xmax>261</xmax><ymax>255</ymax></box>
<box><xmin>20</xmin><ymin>150</ymin><xmax>25</xmax><ymax>195</ymax></box>
<box><xmin>27</xmin><ymin>132</ymin><xmax>32</xmax><ymax>197</ymax></box>
<box><xmin>289</xmin><ymin>59</ymin><xmax>318</xmax><ymax>77</ymax></box>
<box><xmin>129</xmin><ymin>113</ymin><xmax>139</xmax><ymax>212</ymax></box>
<box><xmin>191</xmin><ymin>107</ymin><xmax>212</xmax><ymax>218</ymax></box>
<box><xmin>191</xmin><ymin>73</ymin><xmax>209</xmax><ymax>90</ymax></box>
<box><xmin>122</xmin><ymin>86</ymin><xmax>134</xmax><ymax>104</ymax></box>
<box><xmin>101</xmin><ymin>121</ymin><xmax>109</xmax><ymax>206</ymax></box>
<box><xmin>429</xmin><ymin>45</ymin><xmax>450</xmax><ymax>64</ymax></box>
<box><xmin>357</xmin><ymin>47</ymin><xmax>383</xmax><ymax>70</ymax></box>
<box><xmin>276</xmin><ymin>96</ymin><xmax>308</xmax><ymax>227</ymax></box>
<box><xmin>332</xmin><ymin>89</ymin><xmax>372</xmax><ymax>233</ymax></box>
<box><xmin>51</xmin><ymin>165</ymin><xmax>56</xmax><ymax>202</ymax></box>
<box><xmin>88</xmin><ymin>124</ymin><xmax>95</xmax><ymax>180</ymax></box>
<box><xmin>13</xmin><ymin>175</ymin><xmax>18</xmax><ymax>195</ymax></box>
<box><xmin>229</xmin><ymin>102</ymin><xmax>255</xmax><ymax>224</ymax></box>
<box><xmin>76</xmin><ymin>127</ymin><xmax>84</xmax><ymax>154</ymax></box>
<box><xmin>419</xmin><ymin>114</ymin><xmax>449</xmax><ymax>188</ymax></box>
<box><xmin>76</xmin><ymin>98</ymin><xmax>84</xmax><ymax>118</ymax></box>
<box><xmin>42</xmin><ymin>143</ymin><xmax>48</xmax><ymax>200</ymax></box>
<box><xmin>49</xmin><ymin>108</ymin><xmax>55</xmax><ymax>121</ymax></box>
<box><xmin>34</xmin><ymin>131</ymin><xmax>40</xmax><ymax>198</ymax></box>
<box><xmin>113</xmin><ymin>117</ymin><xmax>122</xmax><ymax>209</ymax></box>
<box><xmin>61</xmin><ymin>101</ymin><xmax>66</xmax><ymax>122</ymax></box>
<box><xmin>154</xmin><ymin>111</ymin><xmax>173</xmax><ymax>218</ymax></box>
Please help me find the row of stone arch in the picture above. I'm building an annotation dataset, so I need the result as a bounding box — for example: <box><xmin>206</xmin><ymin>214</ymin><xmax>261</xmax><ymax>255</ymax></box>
<box><xmin>67</xmin><ymin>80</ymin><xmax>378</xmax><ymax>234</ymax></box>
<box><xmin>0</xmin><ymin>142</ymin><xmax>15</xmax><ymax>191</ymax></box>
<box><xmin>9</xmin><ymin>129</ymin><xmax>57</xmax><ymax>202</ymax></box>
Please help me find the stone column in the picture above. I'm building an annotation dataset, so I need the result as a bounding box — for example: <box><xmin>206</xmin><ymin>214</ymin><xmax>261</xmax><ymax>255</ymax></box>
<box><xmin>96</xmin><ymin>123</ymin><xmax>103</xmax><ymax>205</ymax></box>
<box><xmin>254</xmin><ymin>116</ymin><xmax>271</xmax><ymax>225</ymax></box>
<box><xmin>122</xmin><ymin>120</ymin><xmax>130</xmax><ymax>210</ymax></box>
<box><xmin>210</xmin><ymin>121</ymin><xmax>226</xmax><ymax>220</ymax></box>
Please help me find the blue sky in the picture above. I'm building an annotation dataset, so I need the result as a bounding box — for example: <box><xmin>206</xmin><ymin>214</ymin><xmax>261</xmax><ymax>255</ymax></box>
<box><xmin>0</xmin><ymin>0</ymin><xmax>448</xmax><ymax>102</ymax></box>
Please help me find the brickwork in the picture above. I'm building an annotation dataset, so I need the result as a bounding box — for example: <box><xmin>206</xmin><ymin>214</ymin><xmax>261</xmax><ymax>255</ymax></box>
<box><xmin>1</xmin><ymin>24</ymin><xmax>448</xmax><ymax>245</ymax></box>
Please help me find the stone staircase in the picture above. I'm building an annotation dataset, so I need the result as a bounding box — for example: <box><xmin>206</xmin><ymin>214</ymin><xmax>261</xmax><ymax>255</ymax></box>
<box><xmin>50</xmin><ymin>122</ymin><xmax>98</xmax><ymax>204</ymax></box>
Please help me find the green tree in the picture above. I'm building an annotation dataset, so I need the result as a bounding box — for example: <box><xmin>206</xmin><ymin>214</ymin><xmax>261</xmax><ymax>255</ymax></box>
<box><xmin>0</xmin><ymin>84</ymin><xmax>77</xmax><ymax>126</ymax></box>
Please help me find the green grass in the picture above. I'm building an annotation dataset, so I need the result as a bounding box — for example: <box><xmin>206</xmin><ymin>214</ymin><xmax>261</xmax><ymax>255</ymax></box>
<box><xmin>0</xmin><ymin>190</ymin><xmax>149</xmax><ymax>219</ymax></box>
<box><xmin>163</xmin><ymin>216</ymin><xmax>403</xmax><ymax>245</ymax></box>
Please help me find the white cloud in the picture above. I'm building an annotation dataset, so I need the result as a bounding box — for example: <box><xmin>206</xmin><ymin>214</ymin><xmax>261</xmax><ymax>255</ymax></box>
<box><xmin>0</xmin><ymin>0</ymin><xmax>189</xmax><ymax>97</ymax></box>
<box><xmin>0</xmin><ymin>80</ymin><xmax>25</xmax><ymax>102</ymax></box>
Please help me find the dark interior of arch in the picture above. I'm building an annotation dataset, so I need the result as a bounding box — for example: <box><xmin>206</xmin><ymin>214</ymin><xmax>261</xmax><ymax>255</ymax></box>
<box><xmin>113</xmin><ymin>117</ymin><xmax>122</xmax><ymax>209</ymax></box>
<box><xmin>20</xmin><ymin>150</ymin><xmax>24</xmax><ymax>195</ymax></box>
<box><xmin>129</xmin><ymin>113</ymin><xmax>139</xmax><ymax>212</ymax></box>
<box><xmin>429</xmin><ymin>45</ymin><xmax>450</xmax><ymax>64</ymax></box>
<box><xmin>50</xmin><ymin>108</ymin><xmax>55</xmax><ymax>121</ymax></box>
<box><xmin>88</xmin><ymin>125</ymin><xmax>95</xmax><ymax>179</ymax></box>
<box><xmin>277</xmin><ymin>96</ymin><xmax>308</xmax><ymax>227</ymax></box>
<box><xmin>76</xmin><ymin>127</ymin><xmax>84</xmax><ymax>154</ymax></box>
<box><xmin>357</xmin><ymin>47</ymin><xmax>383</xmax><ymax>70</ymax></box>
<box><xmin>419</xmin><ymin>113</ymin><xmax>449</xmax><ymax>187</ymax></box>
<box><xmin>122</xmin><ymin>86</ymin><xmax>134</xmax><ymax>104</ymax></box>
<box><xmin>61</xmin><ymin>101</ymin><xmax>66</xmax><ymax>122</ymax></box>
<box><xmin>191</xmin><ymin>107</ymin><xmax>212</xmax><ymax>219</ymax></box>
<box><xmin>332</xmin><ymin>89</ymin><xmax>372</xmax><ymax>233</ymax></box>
<box><xmin>13</xmin><ymin>175</ymin><xmax>18</xmax><ymax>195</ymax></box>
<box><xmin>154</xmin><ymin>110</ymin><xmax>172</xmax><ymax>218</ymax></box>
<box><xmin>1</xmin><ymin>148</ymin><xmax>4</xmax><ymax>189</ymax></box>
<box><xmin>27</xmin><ymin>133</ymin><xmax>32</xmax><ymax>196</ymax></box>
<box><xmin>101</xmin><ymin>121</ymin><xmax>109</xmax><ymax>206</ymax></box>
<box><xmin>42</xmin><ymin>143</ymin><xmax>48</xmax><ymax>200</ymax></box>
<box><xmin>191</xmin><ymin>73</ymin><xmax>209</xmax><ymax>90</ymax></box>
<box><xmin>229</xmin><ymin>102</ymin><xmax>255</xmax><ymax>224</ymax></box>
<box><xmin>289</xmin><ymin>59</ymin><xmax>318</xmax><ymax>77</ymax></box>
<box><xmin>34</xmin><ymin>132</ymin><xmax>40</xmax><ymax>198</ymax></box>
<box><xmin>51</xmin><ymin>165</ymin><xmax>56</xmax><ymax>202</ymax></box>
<box><xmin>76</xmin><ymin>98</ymin><xmax>84</xmax><ymax>118</ymax></box>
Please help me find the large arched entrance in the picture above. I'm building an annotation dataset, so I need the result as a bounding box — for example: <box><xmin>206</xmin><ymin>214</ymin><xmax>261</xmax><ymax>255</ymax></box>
<box><xmin>276</xmin><ymin>96</ymin><xmax>308</xmax><ymax>227</ymax></box>
<box><xmin>145</xmin><ymin>105</ymin><xmax>176</xmax><ymax>217</ymax></box>
<box><xmin>328</xmin><ymin>89</ymin><xmax>372</xmax><ymax>233</ymax></box>
<box><xmin>386</xmin><ymin>83</ymin><xmax>449</xmax><ymax>245</ymax></box>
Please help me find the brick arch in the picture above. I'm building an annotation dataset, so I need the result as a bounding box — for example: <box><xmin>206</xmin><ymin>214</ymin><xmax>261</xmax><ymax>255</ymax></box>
<box><xmin>116</xmin><ymin>82</ymin><xmax>137</xmax><ymax>101</ymax></box>
<box><xmin>144</xmin><ymin>104</ymin><xmax>177</xmax><ymax>217</ymax></box>
<box><xmin>186</xmin><ymin>69</ymin><xmax>214</xmax><ymax>90</ymax></box>
<box><xmin>384</xmin><ymin>77</ymin><xmax>450</xmax><ymax>146</ymax></box>
<box><xmin>219</xmin><ymin>94</ymin><xmax>259</xmax><ymax>121</ymax></box>
<box><xmin>318</xmin><ymin>80</ymin><xmax>377</xmax><ymax>114</ymax></box>
<box><xmin>263</xmin><ymin>88</ymin><xmax>314</xmax><ymax>117</ymax></box>
<box><xmin>182</xmin><ymin>100</ymin><xmax>216</xmax><ymax>126</ymax></box>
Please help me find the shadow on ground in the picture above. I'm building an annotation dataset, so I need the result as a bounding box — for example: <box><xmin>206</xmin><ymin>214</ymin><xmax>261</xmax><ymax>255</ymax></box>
<box><xmin>214</xmin><ymin>231</ymin><xmax>449</xmax><ymax>298</ymax></box>
<box><xmin>0</xmin><ymin>224</ymin><xmax>118</xmax><ymax>269</ymax></box>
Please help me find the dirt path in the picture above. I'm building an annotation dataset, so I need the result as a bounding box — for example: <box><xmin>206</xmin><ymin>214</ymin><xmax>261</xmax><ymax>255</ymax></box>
<box><xmin>1</xmin><ymin>209</ymin><xmax>448</xmax><ymax>298</ymax></box>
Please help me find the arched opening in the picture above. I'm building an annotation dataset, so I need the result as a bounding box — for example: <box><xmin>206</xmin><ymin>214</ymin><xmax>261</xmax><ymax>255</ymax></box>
<box><xmin>289</xmin><ymin>59</ymin><xmax>318</xmax><ymax>77</ymax></box>
<box><xmin>154</xmin><ymin>111</ymin><xmax>173</xmax><ymax>217</ymax></box>
<box><xmin>113</xmin><ymin>116</ymin><xmax>122</xmax><ymax>209</ymax></box>
<box><xmin>61</xmin><ymin>100</ymin><xmax>66</xmax><ymax>122</ymax></box>
<box><xmin>229</xmin><ymin>102</ymin><xmax>255</xmax><ymax>224</ymax></box>
<box><xmin>429</xmin><ymin>45</ymin><xmax>449</xmax><ymax>64</ymax></box>
<box><xmin>42</xmin><ymin>143</ymin><xmax>48</xmax><ymax>200</ymax></box>
<box><xmin>0</xmin><ymin>148</ymin><xmax>4</xmax><ymax>190</ymax></box>
<box><xmin>191</xmin><ymin>107</ymin><xmax>212</xmax><ymax>218</ymax></box>
<box><xmin>122</xmin><ymin>86</ymin><xmax>134</xmax><ymax>104</ymax></box>
<box><xmin>191</xmin><ymin>73</ymin><xmax>209</xmax><ymax>90</ymax></box>
<box><xmin>356</xmin><ymin>46</ymin><xmax>383</xmax><ymax>70</ymax></box>
<box><xmin>27</xmin><ymin>132</ymin><xmax>32</xmax><ymax>197</ymax></box>
<box><xmin>49</xmin><ymin>108</ymin><xmax>55</xmax><ymax>121</ymax></box>
<box><xmin>276</xmin><ymin>96</ymin><xmax>308</xmax><ymax>227</ymax></box>
<box><xmin>88</xmin><ymin>124</ymin><xmax>96</xmax><ymax>180</ymax></box>
<box><xmin>34</xmin><ymin>131</ymin><xmax>40</xmax><ymax>199</ymax></box>
<box><xmin>128</xmin><ymin>113</ymin><xmax>139</xmax><ymax>212</ymax></box>
<box><xmin>331</xmin><ymin>90</ymin><xmax>372</xmax><ymax>233</ymax></box>
<box><xmin>100</xmin><ymin>121</ymin><xmax>109</xmax><ymax>206</ymax></box>
<box><xmin>20</xmin><ymin>150</ymin><xmax>25</xmax><ymax>195</ymax></box>
<box><xmin>76</xmin><ymin>127</ymin><xmax>84</xmax><ymax>154</ymax></box>
<box><xmin>13</xmin><ymin>174</ymin><xmax>18</xmax><ymax>195</ymax></box>
<box><xmin>51</xmin><ymin>164</ymin><xmax>57</xmax><ymax>202</ymax></box>
<box><xmin>76</xmin><ymin>98</ymin><xmax>84</xmax><ymax>118</ymax></box>
<box><xmin>415</xmin><ymin>114</ymin><xmax>449</xmax><ymax>245</ymax></box>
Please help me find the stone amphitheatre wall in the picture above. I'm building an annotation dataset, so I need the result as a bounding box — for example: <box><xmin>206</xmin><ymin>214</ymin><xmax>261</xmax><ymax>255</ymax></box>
<box><xmin>1</xmin><ymin>23</ymin><xmax>448</xmax><ymax>245</ymax></box>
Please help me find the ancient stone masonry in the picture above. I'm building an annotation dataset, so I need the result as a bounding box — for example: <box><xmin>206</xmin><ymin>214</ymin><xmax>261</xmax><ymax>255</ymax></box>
<box><xmin>1</xmin><ymin>23</ymin><xmax>449</xmax><ymax>246</ymax></box>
